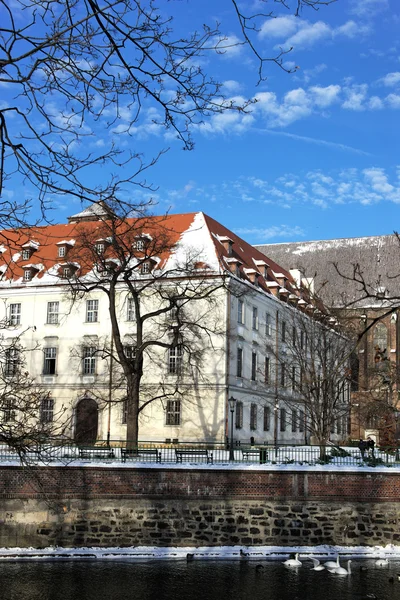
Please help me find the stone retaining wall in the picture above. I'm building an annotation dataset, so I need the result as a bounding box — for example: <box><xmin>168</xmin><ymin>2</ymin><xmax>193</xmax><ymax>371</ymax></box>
<box><xmin>0</xmin><ymin>466</ymin><xmax>399</xmax><ymax>548</ymax></box>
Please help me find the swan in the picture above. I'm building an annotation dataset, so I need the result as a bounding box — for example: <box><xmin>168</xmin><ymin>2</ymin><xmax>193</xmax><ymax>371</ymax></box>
<box><xmin>283</xmin><ymin>553</ymin><xmax>302</xmax><ymax>567</ymax></box>
<box><xmin>375</xmin><ymin>558</ymin><xmax>388</xmax><ymax>566</ymax></box>
<box><xmin>324</xmin><ymin>555</ymin><xmax>340</xmax><ymax>569</ymax></box>
<box><xmin>310</xmin><ymin>557</ymin><xmax>325</xmax><ymax>571</ymax></box>
<box><xmin>333</xmin><ymin>560</ymin><xmax>352</xmax><ymax>575</ymax></box>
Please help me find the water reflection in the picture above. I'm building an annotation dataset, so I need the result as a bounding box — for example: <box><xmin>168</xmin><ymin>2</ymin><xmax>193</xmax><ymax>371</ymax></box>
<box><xmin>0</xmin><ymin>559</ymin><xmax>399</xmax><ymax>600</ymax></box>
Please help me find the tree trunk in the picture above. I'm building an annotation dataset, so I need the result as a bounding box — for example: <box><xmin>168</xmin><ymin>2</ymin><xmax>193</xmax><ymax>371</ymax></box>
<box><xmin>125</xmin><ymin>374</ymin><xmax>140</xmax><ymax>449</ymax></box>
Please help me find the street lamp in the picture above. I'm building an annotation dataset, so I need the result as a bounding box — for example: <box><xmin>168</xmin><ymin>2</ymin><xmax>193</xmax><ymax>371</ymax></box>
<box><xmin>228</xmin><ymin>395</ymin><xmax>236</xmax><ymax>461</ymax></box>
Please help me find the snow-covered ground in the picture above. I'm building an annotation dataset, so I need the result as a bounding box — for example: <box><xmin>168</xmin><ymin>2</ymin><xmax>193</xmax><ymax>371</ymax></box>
<box><xmin>0</xmin><ymin>544</ymin><xmax>399</xmax><ymax>561</ymax></box>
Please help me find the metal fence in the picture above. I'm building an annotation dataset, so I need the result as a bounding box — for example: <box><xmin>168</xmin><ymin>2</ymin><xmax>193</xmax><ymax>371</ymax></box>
<box><xmin>0</xmin><ymin>440</ymin><xmax>399</xmax><ymax>467</ymax></box>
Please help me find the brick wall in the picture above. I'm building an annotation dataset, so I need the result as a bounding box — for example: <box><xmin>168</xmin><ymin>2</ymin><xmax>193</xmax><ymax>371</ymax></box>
<box><xmin>0</xmin><ymin>466</ymin><xmax>400</xmax><ymax>548</ymax></box>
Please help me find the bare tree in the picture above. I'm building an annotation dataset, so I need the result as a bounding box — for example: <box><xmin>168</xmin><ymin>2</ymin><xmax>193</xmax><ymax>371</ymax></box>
<box><xmin>1</xmin><ymin>0</ymin><xmax>336</xmax><ymax>227</ymax></box>
<box><xmin>266</xmin><ymin>306</ymin><xmax>354</xmax><ymax>457</ymax></box>
<box><xmin>63</xmin><ymin>210</ymin><xmax>226</xmax><ymax>447</ymax></box>
<box><xmin>0</xmin><ymin>328</ymin><xmax>68</xmax><ymax>458</ymax></box>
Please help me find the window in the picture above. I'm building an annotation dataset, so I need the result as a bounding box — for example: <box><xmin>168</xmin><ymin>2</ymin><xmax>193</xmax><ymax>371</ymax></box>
<box><xmin>4</xmin><ymin>348</ymin><xmax>19</xmax><ymax>377</ymax></box>
<box><xmin>263</xmin><ymin>406</ymin><xmax>271</xmax><ymax>431</ymax></box>
<box><xmin>121</xmin><ymin>398</ymin><xmax>127</xmax><ymax>424</ymax></box>
<box><xmin>166</xmin><ymin>400</ymin><xmax>181</xmax><ymax>425</ymax></box>
<box><xmin>83</xmin><ymin>346</ymin><xmax>96</xmax><ymax>375</ymax></box>
<box><xmin>281</xmin><ymin>320</ymin><xmax>286</xmax><ymax>342</ymax></box>
<box><xmin>237</xmin><ymin>300</ymin><xmax>244</xmax><ymax>324</ymax></box>
<box><xmin>280</xmin><ymin>362</ymin><xmax>286</xmax><ymax>387</ymax></box>
<box><xmin>46</xmin><ymin>301</ymin><xmax>59</xmax><ymax>324</ymax></box>
<box><xmin>3</xmin><ymin>398</ymin><xmax>15</xmax><ymax>422</ymax></box>
<box><xmin>40</xmin><ymin>397</ymin><xmax>54</xmax><ymax>423</ymax></box>
<box><xmin>43</xmin><ymin>347</ymin><xmax>57</xmax><ymax>375</ymax></box>
<box><xmin>124</xmin><ymin>345</ymin><xmax>136</xmax><ymax>360</ymax></box>
<box><xmin>250</xmin><ymin>403</ymin><xmax>257</xmax><ymax>430</ymax></box>
<box><xmin>291</xmin><ymin>409</ymin><xmax>297</xmax><ymax>432</ymax></box>
<box><xmin>24</xmin><ymin>269</ymin><xmax>32</xmax><ymax>281</ymax></box>
<box><xmin>95</xmin><ymin>242</ymin><xmax>105</xmax><ymax>255</ymax></box>
<box><xmin>265</xmin><ymin>312</ymin><xmax>272</xmax><ymax>336</ymax></box>
<box><xmin>280</xmin><ymin>408</ymin><xmax>287</xmax><ymax>432</ymax></box>
<box><xmin>22</xmin><ymin>249</ymin><xmax>31</xmax><ymax>260</ymax></box>
<box><xmin>86</xmin><ymin>299</ymin><xmax>99</xmax><ymax>322</ymax></box>
<box><xmin>251</xmin><ymin>352</ymin><xmax>257</xmax><ymax>381</ymax></box>
<box><xmin>58</xmin><ymin>246</ymin><xmax>66</xmax><ymax>258</ymax></box>
<box><xmin>299</xmin><ymin>410</ymin><xmax>304</xmax><ymax>433</ymax></box>
<box><xmin>252</xmin><ymin>307</ymin><xmax>258</xmax><ymax>330</ymax></box>
<box><xmin>235</xmin><ymin>401</ymin><xmax>243</xmax><ymax>429</ymax></box>
<box><xmin>62</xmin><ymin>266</ymin><xmax>71</xmax><ymax>278</ymax></box>
<box><xmin>265</xmin><ymin>357</ymin><xmax>270</xmax><ymax>384</ymax></box>
<box><xmin>291</xmin><ymin>366</ymin><xmax>296</xmax><ymax>392</ymax></box>
<box><xmin>292</xmin><ymin>326</ymin><xmax>296</xmax><ymax>346</ymax></box>
<box><xmin>168</xmin><ymin>345</ymin><xmax>183</xmax><ymax>375</ymax></box>
<box><xmin>9</xmin><ymin>303</ymin><xmax>21</xmax><ymax>325</ymax></box>
<box><xmin>127</xmin><ymin>297</ymin><xmax>135</xmax><ymax>321</ymax></box>
<box><xmin>141</xmin><ymin>262</ymin><xmax>150</xmax><ymax>274</ymax></box>
<box><xmin>236</xmin><ymin>348</ymin><xmax>243</xmax><ymax>378</ymax></box>
<box><xmin>134</xmin><ymin>238</ymin><xmax>145</xmax><ymax>251</ymax></box>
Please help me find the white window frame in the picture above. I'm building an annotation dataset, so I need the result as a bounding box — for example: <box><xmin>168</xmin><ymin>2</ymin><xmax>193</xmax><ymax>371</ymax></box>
<box><xmin>24</xmin><ymin>269</ymin><xmax>32</xmax><ymax>281</ymax></box>
<box><xmin>22</xmin><ymin>249</ymin><xmax>30</xmax><ymax>260</ymax></box>
<box><xmin>58</xmin><ymin>246</ymin><xmax>66</xmax><ymax>258</ymax></box>
<box><xmin>127</xmin><ymin>297</ymin><xmax>135</xmax><ymax>321</ymax></box>
<box><xmin>83</xmin><ymin>346</ymin><xmax>96</xmax><ymax>375</ymax></box>
<box><xmin>9</xmin><ymin>303</ymin><xmax>21</xmax><ymax>326</ymax></box>
<box><xmin>40</xmin><ymin>397</ymin><xmax>54</xmax><ymax>423</ymax></box>
<box><xmin>46</xmin><ymin>301</ymin><xmax>59</xmax><ymax>324</ymax></box>
<box><xmin>43</xmin><ymin>347</ymin><xmax>57</xmax><ymax>375</ymax></box>
<box><xmin>252</xmin><ymin>306</ymin><xmax>259</xmax><ymax>330</ymax></box>
<box><xmin>4</xmin><ymin>348</ymin><xmax>19</xmax><ymax>377</ymax></box>
<box><xmin>265</xmin><ymin>312</ymin><xmax>272</xmax><ymax>336</ymax></box>
<box><xmin>168</xmin><ymin>345</ymin><xmax>183</xmax><ymax>375</ymax></box>
<box><xmin>166</xmin><ymin>399</ymin><xmax>181</xmax><ymax>426</ymax></box>
<box><xmin>86</xmin><ymin>299</ymin><xmax>99</xmax><ymax>323</ymax></box>
<box><xmin>141</xmin><ymin>262</ymin><xmax>150</xmax><ymax>274</ymax></box>
<box><xmin>237</xmin><ymin>300</ymin><xmax>244</xmax><ymax>324</ymax></box>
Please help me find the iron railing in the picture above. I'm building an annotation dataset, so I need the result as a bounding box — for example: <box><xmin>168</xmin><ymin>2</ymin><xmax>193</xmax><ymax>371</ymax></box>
<box><xmin>0</xmin><ymin>440</ymin><xmax>399</xmax><ymax>467</ymax></box>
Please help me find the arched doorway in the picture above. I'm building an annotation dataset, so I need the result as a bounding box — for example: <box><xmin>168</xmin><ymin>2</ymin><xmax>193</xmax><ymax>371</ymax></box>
<box><xmin>75</xmin><ymin>397</ymin><xmax>98</xmax><ymax>444</ymax></box>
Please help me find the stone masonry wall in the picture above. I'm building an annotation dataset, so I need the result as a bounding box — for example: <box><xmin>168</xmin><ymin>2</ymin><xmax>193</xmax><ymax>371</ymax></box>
<box><xmin>0</xmin><ymin>466</ymin><xmax>400</xmax><ymax>548</ymax></box>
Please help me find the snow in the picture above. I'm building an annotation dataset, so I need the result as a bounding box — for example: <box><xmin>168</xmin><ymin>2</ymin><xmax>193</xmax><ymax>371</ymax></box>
<box><xmin>0</xmin><ymin>543</ymin><xmax>399</xmax><ymax>562</ymax></box>
<box><xmin>166</xmin><ymin>212</ymin><xmax>222</xmax><ymax>273</ymax></box>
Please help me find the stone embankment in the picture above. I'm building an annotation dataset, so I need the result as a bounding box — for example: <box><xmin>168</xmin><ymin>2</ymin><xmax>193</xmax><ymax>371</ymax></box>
<box><xmin>0</xmin><ymin>466</ymin><xmax>399</xmax><ymax>548</ymax></box>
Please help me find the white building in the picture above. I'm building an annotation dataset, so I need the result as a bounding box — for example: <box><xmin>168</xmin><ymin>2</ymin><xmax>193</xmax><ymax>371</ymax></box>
<box><xmin>0</xmin><ymin>207</ymin><xmax>349</xmax><ymax>446</ymax></box>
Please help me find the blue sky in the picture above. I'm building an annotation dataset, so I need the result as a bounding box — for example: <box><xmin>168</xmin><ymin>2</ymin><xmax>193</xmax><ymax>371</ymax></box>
<box><xmin>4</xmin><ymin>0</ymin><xmax>400</xmax><ymax>245</ymax></box>
<box><xmin>135</xmin><ymin>0</ymin><xmax>400</xmax><ymax>244</ymax></box>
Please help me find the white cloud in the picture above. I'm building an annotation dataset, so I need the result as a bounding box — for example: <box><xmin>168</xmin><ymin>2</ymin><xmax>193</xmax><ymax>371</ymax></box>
<box><xmin>235</xmin><ymin>225</ymin><xmax>305</xmax><ymax>241</ymax></box>
<box><xmin>380</xmin><ymin>72</ymin><xmax>400</xmax><ymax>86</ymax></box>
<box><xmin>368</xmin><ymin>96</ymin><xmax>384</xmax><ymax>110</ymax></box>
<box><xmin>223</xmin><ymin>80</ymin><xmax>242</xmax><ymax>92</ymax></box>
<box><xmin>215</xmin><ymin>35</ymin><xmax>244</xmax><ymax>58</ymax></box>
<box><xmin>309</xmin><ymin>85</ymin><xmax>341</xmax><ymax>107</ymax></box>
<box><xmin>284</xmin><ymin>21</ymin><xmax>331</xmax><ymax>50</ymax></box>
<box><xmin>363</xmin><ymin>167</ymin><xmax>394</xmax><ymax>194</ymax></box>
<box><xmin>386</xmin><ymin>93</ymin><xmax>400</xmax><ymax>108</ymax></box>
<box><xmin>334</xmin><ymin>20</ymin><xmax>370</xmax><ymax>39</ymax></box>
<box><xmin>349</xmin><ymin>0</ymin><xmax>389</xmax><ymax>17</ymax></box>
<box><xmin>342</xmin><ymin>84</ymin><xmax>368</xmax><ymax>110</ymax></box>
<box><xmin>259</xmin><ymin>16</ymin><xmax>298</xmax><ymax>40</ymax></box>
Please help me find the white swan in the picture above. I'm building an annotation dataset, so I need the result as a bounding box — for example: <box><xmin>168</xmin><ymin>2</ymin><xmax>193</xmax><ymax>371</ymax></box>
<box><xmin>333</xmin><ymin>560</ymin><xmax>352</xmax><ymax>575</ymax></box>
<box><xmin>375</xmin><ymin>558</ymin><xmax>389</xmax><ymax>566</ymax></box>
<box><xmin>310</xmin><ymin>557</ymin><xmax>325</xmax><ymax>571</ymax></box>
<box><xmin>283</xmin><ymin>553</ymin><xmax>302</xmax><ymax>567</ymax></box>
<box><xmin>324</xmin><ymin>555</ymin><xmax>340</xmax><ymax>569</ymax></box>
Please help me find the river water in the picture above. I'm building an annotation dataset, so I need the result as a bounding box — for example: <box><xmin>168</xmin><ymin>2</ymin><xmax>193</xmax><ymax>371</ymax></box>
<box><xmin>1</xmin><ymin>559</ymin><xmax>399</xmax><ymax>600</ymax></box>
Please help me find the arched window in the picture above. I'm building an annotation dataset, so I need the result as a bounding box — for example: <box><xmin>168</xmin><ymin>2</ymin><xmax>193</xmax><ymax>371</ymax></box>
<box><xmin>373</xmin><ymin>323</ymin><xmax>388</xmax><ymax>364</ymax></box>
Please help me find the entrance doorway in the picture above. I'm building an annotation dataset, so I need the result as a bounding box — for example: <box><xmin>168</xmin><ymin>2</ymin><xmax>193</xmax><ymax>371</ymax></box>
<box><xmin>75</xmin><ymin>397</ymin><xmax>98</xmax><ymax>444</ymax></box>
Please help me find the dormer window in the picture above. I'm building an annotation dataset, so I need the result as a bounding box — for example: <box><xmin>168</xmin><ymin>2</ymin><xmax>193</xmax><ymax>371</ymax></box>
<box><xmin>95</xmin><ymin>242</ymin><xmax>105</xmax><ymax>255</ymax></box>
<box><xmin>22</xmin><ymin>264</ymin><xmax>39</xmax><ymax>281</ymax></box>
<box><xmin>59</xmin><ymin>263</ymin><xmax>78</xmax><ymax>279</ymax></box>
<box><xmin>219</xmin><ymin>236</ymin><xmax>234</xmax><ymax>256</ymax></box>
<box><xmin>141</xmin><ymin>262</ymin><xmax>150</xmax><ymax>274</ymax></box>
<box><xmin>24</xmin><ymin>269</ymin><xmax>32</xmax><ymax>281</ymax></box>
<box><xmin>21</xmin><ymin>240</ymin><xmax>39</xmax><ymax>260</ymax></box>
<box><xmin>56</xmin><ymin>240</ymin><xmax>74</xmax><ymax>259</ymax></box>
<box><xmin>134</xmin><ymin>239</ymin><xmax>145</xmax><ymax>251</ymax></box>
<box><xmin>22</xmin><ymin>249</ymin><xmax>31</xmax><ymax>260</ymax></box>
<box><xmin>133</xmin><ymin>233</ymin><xmax>152</xmax><ymax>252</ymax></box>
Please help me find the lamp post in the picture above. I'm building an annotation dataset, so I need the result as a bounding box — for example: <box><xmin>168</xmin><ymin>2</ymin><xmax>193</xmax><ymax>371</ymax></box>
<box><xmin>228</xmin><ymin>395</ymin><xmax>236</xmax><ymax>461</ymax></box>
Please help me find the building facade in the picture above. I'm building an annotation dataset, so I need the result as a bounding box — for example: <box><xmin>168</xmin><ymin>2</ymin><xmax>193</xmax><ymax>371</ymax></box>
<box><xmin>0</xmin><ymin>208</ymin><xmax>349</xmax><ymax>446</ymax></box>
